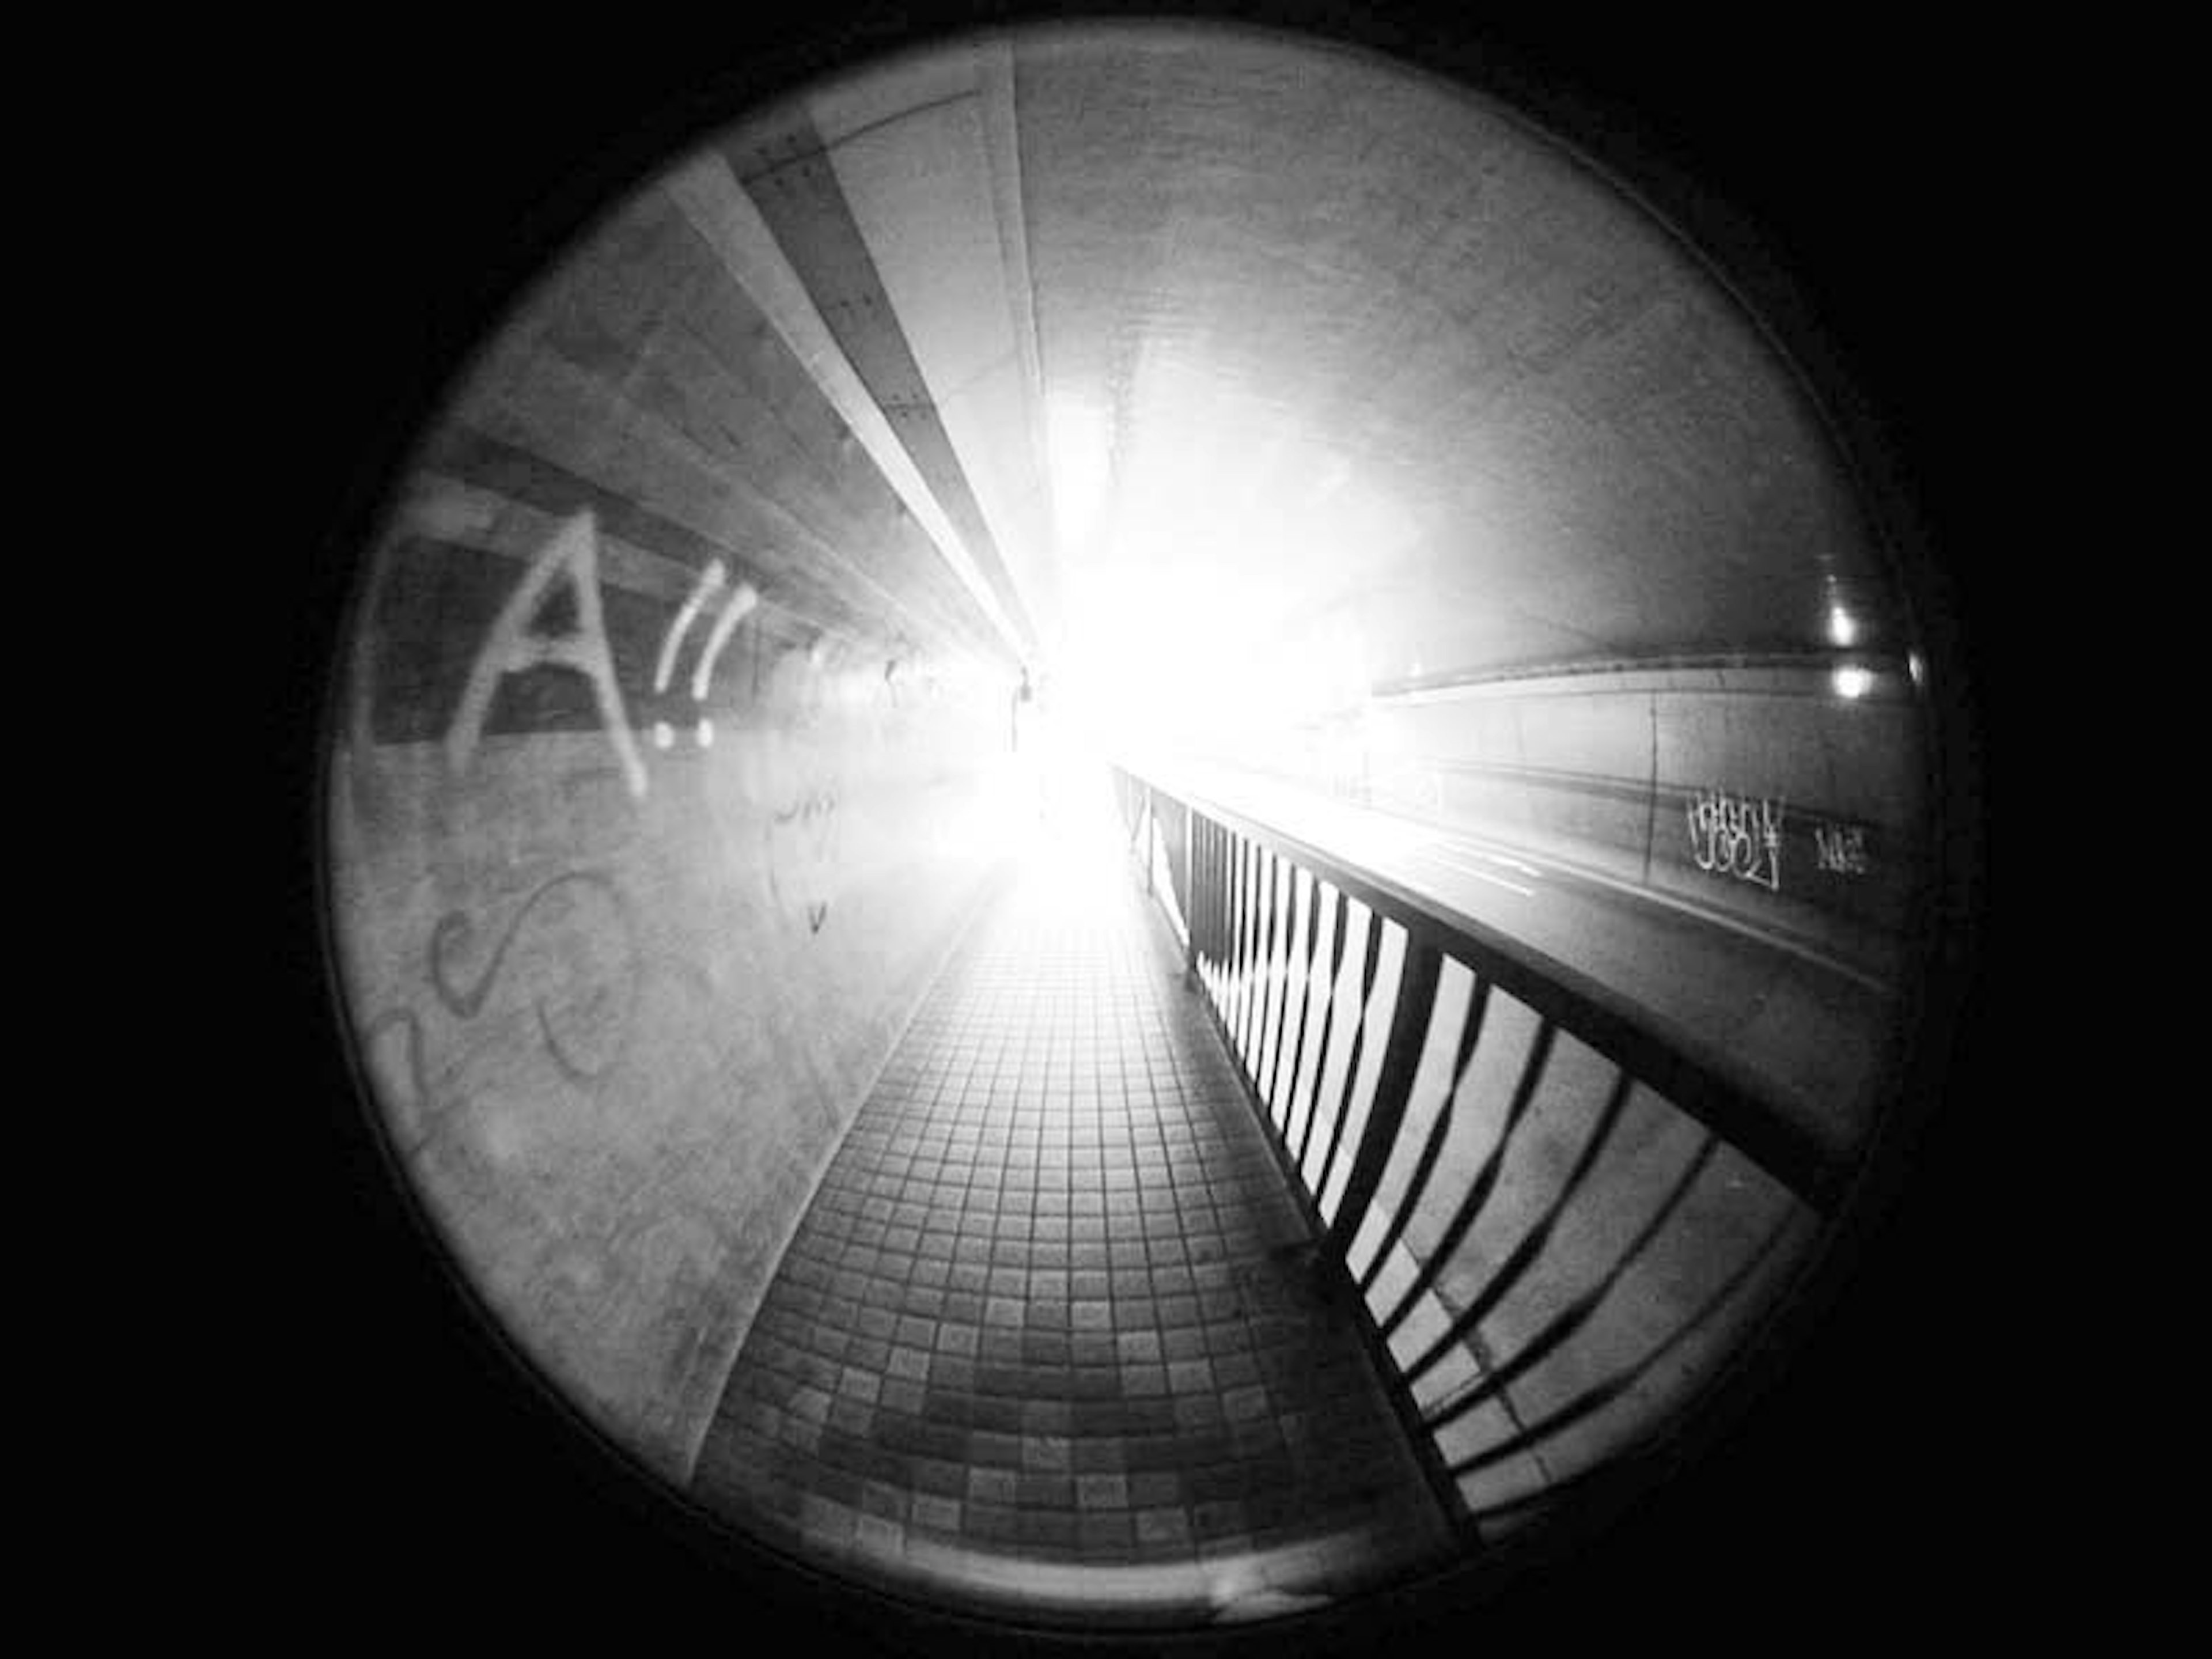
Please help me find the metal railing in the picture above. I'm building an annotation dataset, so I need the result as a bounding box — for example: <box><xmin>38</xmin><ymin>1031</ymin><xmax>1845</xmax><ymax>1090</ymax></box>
<box><xmin>1110</xmin><ymin>762</ymin><xmax>1846</xmax><ymax>1535</ymax></box>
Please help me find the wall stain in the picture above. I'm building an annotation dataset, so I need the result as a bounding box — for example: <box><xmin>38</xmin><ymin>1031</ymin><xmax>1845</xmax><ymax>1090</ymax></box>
<box><xmin>360</xmin><ymin>1005</ymin><xmax>437</xmax><ymax>1146</ymax></box>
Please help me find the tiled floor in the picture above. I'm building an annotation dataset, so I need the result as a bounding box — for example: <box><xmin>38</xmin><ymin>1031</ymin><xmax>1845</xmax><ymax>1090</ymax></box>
<box><xmin>690</xmin><ymin>823</ymin><xmax>1452</xmax><ymax>1621</ymax></box>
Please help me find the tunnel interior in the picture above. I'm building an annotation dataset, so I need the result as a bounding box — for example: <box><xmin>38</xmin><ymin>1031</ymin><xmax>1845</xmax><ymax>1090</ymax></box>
<box><xmin>320</xmin><ymin>18</ymin><xmax>1953</xmax><ymax>1640</ymax></box>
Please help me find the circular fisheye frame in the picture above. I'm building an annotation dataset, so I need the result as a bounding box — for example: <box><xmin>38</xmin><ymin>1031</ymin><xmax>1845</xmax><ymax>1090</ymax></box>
<box><xmin>321</xmin><ymin>17</ymin><xmax>1963</xmax><ymax>1641</ymax></box>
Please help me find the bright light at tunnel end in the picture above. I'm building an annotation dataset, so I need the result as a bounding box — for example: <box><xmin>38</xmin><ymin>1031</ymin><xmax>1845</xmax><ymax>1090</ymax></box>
<box><xmin>1046</xmin><ymin>392</ymin><xmax>1112</xmax><ymax>556</ymax></box>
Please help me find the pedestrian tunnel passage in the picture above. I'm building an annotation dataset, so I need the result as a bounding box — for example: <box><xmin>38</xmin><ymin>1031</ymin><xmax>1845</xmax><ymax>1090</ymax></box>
<box><xmin>691</xmin><ymin>802</ymin><xmax>1455</xmax><ymax>1623</ymax></box>
<box><xmin>317</xmin><ymin>13</ymin><xmax>1964</xmax><ymax>1643</ymax></box>
<box><xmin>680</xmin><ymin>774</ymin><xmax>1827</xmax><ymax>1626</ymax></box>
<box><xmin>328</xmin><ymin>750</ymin><xmax>1829</xmax><ymax>1629</ymax></box>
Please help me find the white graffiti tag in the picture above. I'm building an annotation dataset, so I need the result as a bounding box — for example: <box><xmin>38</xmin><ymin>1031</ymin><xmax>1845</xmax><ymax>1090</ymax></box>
<box><xmin>1813</xmin><ymin>822</ymin><xmax>1869</xmax><ymax>876</ymax></box>
<box><xmin>445</xmin><ymin>509</ymin><xmax>647</xmax><ymax>799</ymax></box>
<box><xmin>649</xmin><ymin>558</ymin><xmax>760</xmax><ymax>752</ymax></box>
<box><xmin>1687</xmin><ymin>788</ymin><xmax>1783</xmax><ymax>892</ymax></box>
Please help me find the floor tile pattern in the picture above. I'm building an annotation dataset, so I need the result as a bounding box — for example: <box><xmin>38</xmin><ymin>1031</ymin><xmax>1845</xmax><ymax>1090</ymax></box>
<box><xmin>691</xmin><ymin>853</ymin><xmax>1446</xmax><ymax>1609</ymax></box>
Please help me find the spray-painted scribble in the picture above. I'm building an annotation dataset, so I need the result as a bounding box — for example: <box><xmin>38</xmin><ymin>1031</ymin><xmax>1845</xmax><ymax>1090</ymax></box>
<box><xmin>429</xmin><ymin>869</ymin><xmax>643</xmax><ymax>1083</ymax></box>
<box><xmin>650</xmin><ymin>558</ymin><xmax>760</xmax><ymax>752</ymax></box>
<box><xmin>446</xmin><ymin>510</ymin><xmax>647</xmax><ymax>799</ymax></box>
<box><xmin>1813</xmin><ymin>822</ymin><xmax>1869</xmax><ymax>876</ymax></box>
<box><xmin>363</xmin><ymin>931</ymin><xmax>721</xmax><ymax>1159</ymax></box>
<box><xmin>1686</xmin><ymin>789</ymin><xmax>1782</xmax><ymax>892</ymax></box>
<box><xmin>766</xmin><ymin>790</ymin><xmax>839</xmax><ymax>935</ymax></box>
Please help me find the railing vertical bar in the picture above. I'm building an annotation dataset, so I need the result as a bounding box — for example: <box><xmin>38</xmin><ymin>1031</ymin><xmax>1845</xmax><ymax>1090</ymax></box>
<box><xmin>1228</xmin><ymin>832</ymin><xmax>1247</xmax><ymax>1060</ymax></box>
<box><xmin>1313</xmin><ymin>907</ymin><xmax>1389</xmax><ymax>1211</ymax></box>
<box><xmin>1202</xmin><ymin>814</ymin><xmax>1218</xmax><ymax>991</ymax></box>
<box><xmin>1206</xmin><ymin>819</ymin><xmax>1221</xmax><ymax>1002</ymax></box>
<box><xmin>1181</xmin><ymin>800</ymin><xmax>1198</xmax><ymax>982</ymax></box>
<box><xmin>1196</xmin><ymin>816</ymin><xmax>1209</xmax><ymax>987</ymax></box>
<box><xmin>1238</xmin><ymin>836</ymin><xmax>1256</xmax><ymax>1057</ymax></box>
<box><xmin>1252</xmin><ymin>845</ymin><xmax>1270</xmax><ymax>1063</ymax></box>
<box><xmin>1248</xmin><ymin>842</ymin><xmax>1268</xmax><ymax>1067</ymax></box>
<box><xmin>1284</xmin><ymin>869</ymin><xmax>1327</xmax><ymax>1142</ymax></box>
<box><xmin>1143</xmin><ymin>784</ymin><xmax>1155</xmax><ymax>896</ymax></box>
<box><xmin>1220</xmin><ymin>821</ymin><xmax>1233</xmax><ymax>990</ymax></box>
<box><xmin>1229</xmin><ymin>831</ymin><xmax>1245</xmax><ymax>1046</ymax></box>
<box><xmin>1251</xmin><ymin>849</ymin><xmax>1284</xmax><ymax>1085</ymax></box>
<box><xmin>1225</xmin><ymin>825</ymin><xmax>1238</xmax><ymax>1009</ymax></box>
<box><xmin>1234</xmin><ymin>836</ymin><xmax>1255</xmax><ymax>1064</ymax></box>
<box><xmin>1240</xmin><ymin>836</ymin><xmax>1263</xmax><ymax>1069</ymax></box>
<box><xmin>1354</xmin><ymin>976</ymin><xmax>1494</xmax><ymax>1294</ymax></box>
<box><xmin>1200</xmin><ymin>816</ymin><xmax>1215</xmax><ymax>967</ymax></box>
<box><xmin>1264</xmin><ymin>865</ymin><xmax>1303</xmax><ymax>1122</ymax></box>
<box><xmin>1270</xmin><ymin>857</ymin><xmax>1296</xmax><ymax>1112</ymax></box>
<box><xmin>1275</xmin><ymin>870</ymin><xmax>1306</xmax><ymax>1141</ymax></box>
<box><xmin>1279</xmin><ymin>859</ymin><xmax>1299</xmax><ymax>1089</ymax></box>
<box><xmin>1295</xmin><ymin>885</ymin><xmax>1350</xmax><ymax>1174</ymax></box>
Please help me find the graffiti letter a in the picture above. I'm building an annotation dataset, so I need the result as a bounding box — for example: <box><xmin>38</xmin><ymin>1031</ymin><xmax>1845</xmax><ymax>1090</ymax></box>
<box><xmin>445</xmin><ymin>509</ymin><xmax>647</xmax><ymax>798</ymax></box>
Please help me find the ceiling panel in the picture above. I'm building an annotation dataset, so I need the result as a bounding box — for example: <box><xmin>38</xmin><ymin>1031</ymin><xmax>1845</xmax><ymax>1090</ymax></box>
<box><xmin>1002</xmin><ymin>29</ymin><xmax>1883</xmax><ymax>687</ymax></box>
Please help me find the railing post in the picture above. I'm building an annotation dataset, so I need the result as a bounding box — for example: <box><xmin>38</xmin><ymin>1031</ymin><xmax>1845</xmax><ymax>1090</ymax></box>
<box><xmin>1327</xmin><ymin>937</ymin><xmax>1444</xmax><ymax>1261</ymax></box>
<box><xmin>1202</xmin><ymin>817</ymin><xmax>1215</xmax><ymax>974</ymax></box>
<box><xmin>1229</xmin><ymin>833</ymin><xmax>1247</xmax><ymax>1051</ymax></box>
<box><xmin>1198</xmin><ymin>816</ymin><xmax>1215</xmax><ymax>979</ymax></box>
<box><xmin>1234</xmin><ymin>838</ymin><xmax>1255</xmax><ymax>1061</ymax></box>
<box><xmin>1295</xmin><ymin>886</ymin><xmax>1350</xmax><ymax>1172</ymax></box>
<box><xmin>1251</xmin><ymin>849</ymin><xmax>1281</xmax><ymax>1085</ymax></box>
<box><xmin>1263</xmin><ymin>861</ymin><xmax>1294</xmax><ymax>1112</ymax></box>
<box><xmin>1222</xmin><ymin>823</ymin><xmax>1237</xmax><ymax>1015</ymax></box>
<box><xmin>1313</xmin><ymin>908</ymin><xmax>1388</xmax><ymax>1202</ymax></box>
<box><xmin>1183</xmin><ymin>804</ymin><xmax>1199</xmax><ymax>985</ymax></box>
<box><xmin>1144</xmin><ymin>784</ymin><xmax>1154</xmax><ymax>896</ymax></box>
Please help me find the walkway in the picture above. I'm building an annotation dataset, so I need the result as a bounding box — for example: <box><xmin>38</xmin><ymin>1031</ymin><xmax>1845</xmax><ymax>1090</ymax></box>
<box><xmin>689</xmin><ymin>802</ymin><xmax>1453</xmax><ymax>1623</ymax></box>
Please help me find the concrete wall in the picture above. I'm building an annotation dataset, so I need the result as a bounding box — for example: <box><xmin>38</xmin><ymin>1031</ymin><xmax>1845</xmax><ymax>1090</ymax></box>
<box><xmin>324</xmin><ymin>158</ymin><xmax>1025</xmax><ymax>1483</ymax></box>
<box><xmin>1259</xmin><ymin>663</ymin><xmax>1923</xmax><ymax>974</ymax></box>
<box><xmin>1196</xmin><ymin>661</ymin><xmax>1922</xmax><ymax>1518</ymax></box>
<box><xmin>332</xmin><ymin>609</ymin><xmax>1009</xmax><ymax>1482</ymax></box>
<box><xmin>1343</xmin><ymin>957</ymin><xmax>1819</xmax><ymax>1525</ymax></box>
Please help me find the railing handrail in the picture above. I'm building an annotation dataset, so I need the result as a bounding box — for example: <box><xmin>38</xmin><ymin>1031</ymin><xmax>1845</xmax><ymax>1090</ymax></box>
<box><xmin>1118</xmin><ymin>762</ymin><xmax>1849</xmax><ymax>1213</ymax></box>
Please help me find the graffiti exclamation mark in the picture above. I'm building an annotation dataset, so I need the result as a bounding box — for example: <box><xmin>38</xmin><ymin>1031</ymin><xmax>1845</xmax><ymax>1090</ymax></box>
<box><xmin>650</xmin><ymin>563</ymin><xmax>762</xmax><ymax>750</ymax></box>
<box><xmin>690</xmin><ymin>580</ymin><xmax>759</xmax><ymax>748</ymax></box>
<box><xmin>652</xmin><ymin>560</ymin><xmax>725</xmax><ymax>752</ymax></box>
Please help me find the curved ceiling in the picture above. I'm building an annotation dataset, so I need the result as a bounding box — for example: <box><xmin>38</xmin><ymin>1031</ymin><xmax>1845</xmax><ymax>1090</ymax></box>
<box><xmin>699</xmin><ymin>24</ymin><xmax>1886</xmax><ymax>740</ymax></box>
